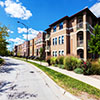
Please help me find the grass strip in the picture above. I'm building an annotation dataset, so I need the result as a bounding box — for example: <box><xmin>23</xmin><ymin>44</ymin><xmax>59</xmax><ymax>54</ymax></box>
<box><xmin>13</xmin><ymin>57</ymin><xmax>100</xmax><ymax>98</ymax></box>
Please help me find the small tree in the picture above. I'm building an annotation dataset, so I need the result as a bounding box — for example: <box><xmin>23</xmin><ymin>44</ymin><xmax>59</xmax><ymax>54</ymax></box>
<box><xmin>39</xmin><ymin>48</ymin><xmax>44</xmax><ymax>60</ymax></box>
<box><xmin>0</xmin><ymin>25</ymin><xmax>9</xmax><ymax>56</ymax></box>
<box><xmin>88</xmin><ymin>24</ymin><xmax>100</xmax><ymax>58</ymax></box>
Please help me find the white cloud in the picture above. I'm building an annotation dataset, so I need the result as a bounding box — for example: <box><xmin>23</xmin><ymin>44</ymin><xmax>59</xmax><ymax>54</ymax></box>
<box><xmin>0</xmin><ymin>0</ymin><xmax>32</xmax><ymax>20</ymax></box>
<box><xmin>18</xmin><ymin>27</ymin><xmax>39</xmax><ymax>40</ymax></box>
<box><xmin>7</xmin><ymin>29</ymin><xmax>14</xmax><ymax>33</ymax></box>
<box><xmin>90</xmin><ymin>2</ymin><xmax>100</xmax><ymax>17</ymax></box>
<box><xmin>0</xmin><ymin>1</ymin><xmax>4</xmax><ymax>7</ymax></box>
<box><xmin>18</xmin><ymin>27</ymin><xmax>27</xmax><ymax>33</ymax></box>
<box><xmin>16</xmin><ymin>0</ymin><xmax>19</xmax><ymax>2</ymax></box>
<box><xmin>8</xmin><ymin>37</ymin><xmax>24</xmax><ymax>45</ymax></box>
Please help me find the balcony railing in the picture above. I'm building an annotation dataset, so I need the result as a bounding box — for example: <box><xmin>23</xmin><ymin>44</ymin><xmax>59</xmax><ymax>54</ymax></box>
<box><xmin>77</xmin><ymin>22</ymin><xmax>83</xmax><ymax>30</ymax></box>
<box><xmin>77</xmin><ymin>40</ymin><xmax>83</xmax><ymax>47</ymax></box>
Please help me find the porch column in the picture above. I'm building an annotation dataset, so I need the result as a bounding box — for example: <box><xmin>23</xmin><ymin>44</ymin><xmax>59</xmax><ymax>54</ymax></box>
<box><xmin>83</xmin><ymin>12</ymin><xmax>87</xmax><ymax>61</ymax></box>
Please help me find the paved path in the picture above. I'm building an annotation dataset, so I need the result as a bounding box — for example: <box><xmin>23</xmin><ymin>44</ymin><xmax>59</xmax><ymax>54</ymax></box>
<box><xmin>28</xmin><ymin>59</ymin><xmax>100</xmax><ymax>90</ymax></box>
<box><xmin>0</xmin><ymin>57</ymin><xmax>79</xmax><ymax>100</ymax></box>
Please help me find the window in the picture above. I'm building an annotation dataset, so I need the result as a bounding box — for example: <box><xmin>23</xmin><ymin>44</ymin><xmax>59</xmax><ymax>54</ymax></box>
<box><xmin>59</xmin><ymin>51</ymin><xmax>62</xmax><ymax>56</ymax></box>
<box><xmin>53</xmin><ymin>38</ymin><xmax>57</xmax><ymax>45</ymax></box>
<box><xmin>55</xmin><ymin>51</ymin><xmax>57</xmax><ymax>57</ymax></box>
<box><xmin>59</xmin><ymin>22</ymin><xmax>63</xmax><ymax>30</ymax></box>
<box><xmin>55</xmin><ymin>38</ymin><xmax>57</xmax><ymax>45</ymax></box>
<box><xmin>62</xmin><ymin>51</ymin><xmax>64</xmax><ymax>55</ymax></box>
<box><xmin>53</xmin><ymin>38</ymin><xmax>55</xmax><ymax>45</ymax></box>
<box><xmin>62</xmin><ymin>36</ymin><xmax>64</xmax><ymax>44</ymax></box>
<box><xmin>53</xmin><ymin>51</ymin><xmax>57</xmax><ymax>57</ymax></box>
<box><xmin>59</xmin><ymin>36</ymin><xmax>61</xmax><ymax>44</ymax></box>
<box><xmin>53</xmin><ymin>51</ymin><xmax>54</xmax><ymax>56</ymax></box>
<box><xmin>53</xmin><ymin>25</ymin><xmax>56</xmax><ymax>32</ymax></box>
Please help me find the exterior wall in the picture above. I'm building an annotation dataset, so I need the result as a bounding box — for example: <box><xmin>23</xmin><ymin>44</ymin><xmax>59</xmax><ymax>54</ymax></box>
<box><xmin>45</xmin><ymin>30</ymin><xmax>51</xmax><ymax>59</ymax></box>
<box><xmin>50</xmin><ymin>20</ymin><xmax>68</xmax><ymax>57</ymax></box>
<box><xmin>29</xmin><ymin>39</ymin><xmax>34</xmax><ymax>56</ymax></box>
<box><xmin>34</xmin><ymin>37</ymin><xmax>37</xmax><ymax>56</ymax></box>
<box><xmin>34</xmin><ymin>32</ymin><xmax>46</xmax><ymax>58</ymax></box>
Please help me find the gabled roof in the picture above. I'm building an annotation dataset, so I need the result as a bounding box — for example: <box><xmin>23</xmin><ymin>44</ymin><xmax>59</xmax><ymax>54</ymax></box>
<box><xmin>69</xmin><ymin>7</ymin><xmax>97</xmax><ymax>19</ymax></box>
<box><xmin>49</xmin><ymin>7</ymin><xmax>98</xmax><ymax>27</ymax></box>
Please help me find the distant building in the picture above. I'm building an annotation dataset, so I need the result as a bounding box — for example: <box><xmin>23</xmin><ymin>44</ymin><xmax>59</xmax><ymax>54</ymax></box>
<box><xmin>29</xmin><ymin>39</ymin><xmax>34</xmax><ymax>56</ymax></box>
<box><xmin>23</xmin><ymin>41</ymin><xmax>30</xmax><ymax>57</ymax></box>
<box><xmin>34</xmin><ymin>32</ymin><xmax>46</xmax><ymax>58</ymax></box>
<box><xmin>14</xmin><ymin>45</ymin><xmax>18</xmax><ymax>56</ymax></box>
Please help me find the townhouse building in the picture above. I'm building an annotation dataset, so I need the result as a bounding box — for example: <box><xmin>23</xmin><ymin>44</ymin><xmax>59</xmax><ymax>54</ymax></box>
<box><xmin>14</xmin><ymin>45</ymin><xmax>18</xmax><ymax>56</ymax></box>
<box><xmin>23</xmin><ymin>41</ymin><xmax>30</xmax><ymax>57</ymax></box>
<box><xmin>34</xmin><ymin>36</ymin><xmax>37</xmax><ymax>56</ymax></box>
<box><xmin>14</xmin><ymin>8</ymin><xmax>100</xmax><ymax>60</ymax></box>
<box><xmin>34</xmin><ymin>32</ymin><xmax>46</xmax><ymax>58</ymax></box>
<box><xmin>17</xmin><ymin>44</ymin><xmax>23</xmax><ymax>57</ymax></box>
<box><xmin>29</xmin><ymin>39</ymin><xmax>34</xmax><ymax>56</ymax></box>
<box><xmin>45</xmin><ymin>28</ymin><xmax>51</xmax><ymax>59</ymax></box>
<box><xmin>45</xmin><ymin>8</ymin><xmax>100</xmax><ymax>61</ymax></box>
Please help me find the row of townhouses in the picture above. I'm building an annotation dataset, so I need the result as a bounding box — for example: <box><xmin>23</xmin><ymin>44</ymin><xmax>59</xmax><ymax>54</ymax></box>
<box><xmin>14</xmin><ymin>8</ymin><xmax>100</xmax><ymax>61</ymax></box>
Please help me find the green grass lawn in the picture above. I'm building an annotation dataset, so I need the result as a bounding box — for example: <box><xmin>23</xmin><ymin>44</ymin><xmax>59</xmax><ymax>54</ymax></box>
<box><xmin>13</xmin><ymin>57</ymin><xmax>100</xmax><ymax>99</ymax></box>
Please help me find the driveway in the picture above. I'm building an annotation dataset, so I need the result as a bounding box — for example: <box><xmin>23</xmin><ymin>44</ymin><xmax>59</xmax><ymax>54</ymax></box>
<box><xmin>0</xmin><ymin>57</ymin><xmax>78</xmax><ymax>100</ymax></box>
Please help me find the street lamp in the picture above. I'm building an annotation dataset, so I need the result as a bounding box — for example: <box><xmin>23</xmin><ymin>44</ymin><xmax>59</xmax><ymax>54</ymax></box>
<box><xmin>17</xmin><ymin>21</ymin><xmax>29</xmax><ymax>61</ymax></box>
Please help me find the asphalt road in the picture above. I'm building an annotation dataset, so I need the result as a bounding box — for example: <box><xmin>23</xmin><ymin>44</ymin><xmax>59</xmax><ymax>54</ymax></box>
<box><xmin>0</xmin><ymin>57</ymin><xmax>79</xmax><ymax>100</ymax></box>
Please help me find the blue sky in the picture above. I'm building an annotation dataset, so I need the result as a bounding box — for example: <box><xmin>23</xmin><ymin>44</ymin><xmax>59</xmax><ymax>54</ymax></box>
<box><xmin>0</xmin><ymin>0</ymin><xmax>100</xmax><ymax>51</ymax></box>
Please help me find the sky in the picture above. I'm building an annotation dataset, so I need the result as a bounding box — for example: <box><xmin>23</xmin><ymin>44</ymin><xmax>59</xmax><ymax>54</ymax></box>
<box><xmin>0</xmin><ymin>0</ymin><xmax>100</xmax><ymax>51</ymax></box>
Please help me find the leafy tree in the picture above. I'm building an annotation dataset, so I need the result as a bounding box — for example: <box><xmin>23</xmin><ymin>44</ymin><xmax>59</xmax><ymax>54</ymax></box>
<box><xmin>88</xmin><ymin>24</ymin><xmax>100</xmax><ymax>58</ymax></box>
<box><xmin>39</xmin><ymin>48</ymin><xmax>44</xmax><ymax>60</ymax></box>
<box><xmin>0</xmin><ymin>25</ymin><xmax>9</xmax><ymax>56</ymax></box>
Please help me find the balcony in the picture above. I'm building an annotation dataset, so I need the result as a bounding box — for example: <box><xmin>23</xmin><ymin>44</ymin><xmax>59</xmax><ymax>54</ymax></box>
<box><xmin>77</xmin><ymin>40</ymin><xmax>83</xmax><ymax>47</ymax></box>
<box><xmin>77</xmin><ymin>22</ymin><xmax>83</xmax><ymax>30</ymax></box>
<box><xmin>45</xmin><ymin>46</ymin><xmax>50</xmax><ymax>52</ymax></box>
<box><xmin>45</xmin><ymin>34</ymin><xmax>50</xmax><ymax>41</ymax></box>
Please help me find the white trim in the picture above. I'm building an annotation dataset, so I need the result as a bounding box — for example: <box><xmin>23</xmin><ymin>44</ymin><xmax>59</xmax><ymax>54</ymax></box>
<box><xmin>51</xmin><ymin>22</ymin><xmax>94</xmax><ymax>36</ymax></box>
<box><xmin>77</xmin><ymin>47</ymin><xmax>84</xmax><ymax>50</ymax></box>
<box><xmin>51</xmin><ymin>27</ymin><xmax>67</xmax><ymax>34</ymax></box>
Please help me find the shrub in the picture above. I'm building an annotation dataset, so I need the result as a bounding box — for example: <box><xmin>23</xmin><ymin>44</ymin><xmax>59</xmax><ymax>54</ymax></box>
<box><xmin>81</xmin><ymin>60</ymin><xmax>92</xmax><ymax>75</ymax></box>
<box><xmin>91</xmin><ymin>61</ymin><xmax>100</xmax><ymax>75</ymax></box>
<box><xmin>98</xmin><ymin>58</ymin><xmax>100</xmax><ymax>65</ymax></box>
<box><xmin>74</xmin><ymin>68</ymin><xmax>83</xmax><ymax>74</ymax></box>
<box><xmin>57</xmin><ymin>56</ymin><xmax>64</xmax><ymax>64</ymax></box>
<box><xmin>58</xmin><ymin>64</ymin><xmax>65</xmax><ymax>69</ymax></box>
<box><xmin>46</xmin><ymin>56</ymin><xmax>51</xmax><ymax>66</ymax></box>
<box><xmin>64</xmin><ymin>55</ymin><xmax>81</xmax><ymax>71</ymax></box>
<box><xmin>0</xmin><ymin>58</ymin><xmax>4</xmax><ymax>64</ymax></box>
<box><xmin>50</xmin><ymin>57</ymin><xmax>57</xmax><ymax>65</ymax></box>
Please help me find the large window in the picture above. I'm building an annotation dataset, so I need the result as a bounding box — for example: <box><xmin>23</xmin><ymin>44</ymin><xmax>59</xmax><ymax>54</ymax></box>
<box><xmin>55</xmin><ymin>38</ymin><xmax>57</xmax><ymax>45</ymax></box>
<box><xmin>53</xmin><ymin>38</ymin><xmax>55</xmax><ymax>45</ymax></box>
<box><xmin>59</xmin><ymin>36</ymin><xmax>64</xmax><ymax>44</ymax></box>
<box><xmin>59</xmin><ymin>50</ymin><xmax>64</xmax><ymax>56</ymax></box>
<box><xmin>59</xmin><ymin>36</ymin><xmax>61</xmax><ymax>44</ymax></box>
<box><xmin>53</xmin><ymin>25</ymin><xmax>56</xmax><ymax>32</ymax></box>
<box><xmin>53</xmin><ymin>37</ymin><xmax>57</xmax><ymax>45</ymax></box>
<box><xmin>59</xmin><ymin>22</ymin><xmax>63</xmax><ymax>30</ymax></box>
<box><xmin>62</xmin><ymin>36</ymin><xmax>64</xmax><ymax>44</ymax></box>
<box><xmin>53</xmin><ymin>51</ymin><xmax>57</xmax><ymax>57</ymax></box>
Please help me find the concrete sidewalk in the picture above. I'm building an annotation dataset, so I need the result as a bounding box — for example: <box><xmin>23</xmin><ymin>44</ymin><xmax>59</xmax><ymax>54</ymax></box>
<box><xmin>28</xmin><ymin>59</ymin><xmax>100</xmax><ymax>90</ymax></box>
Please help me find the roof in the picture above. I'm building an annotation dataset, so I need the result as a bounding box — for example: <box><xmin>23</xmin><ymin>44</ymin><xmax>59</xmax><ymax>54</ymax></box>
<box><xmin>44</xmin><ymin>27</ymin><xmax>51</xmax><ymax>32</ymax></box>
<box><xmin>49</xmin><ymin>7</ymin><xmax>97</xmax><ymax>27</ymax></box>
<box><xmin>49</xmin><ymin>16</ymin><xmax>69</xmax><ymax>27</ymax></box>
<box><xmin>69</xmin><ymin>7</ymin><xmax>97</xmax><ymax>19</ymax></box>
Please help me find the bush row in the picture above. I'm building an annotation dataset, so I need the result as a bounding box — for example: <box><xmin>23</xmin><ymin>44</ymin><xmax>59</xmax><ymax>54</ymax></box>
<box><xmin>47</xmin><ymin>55</ymin><xmax>100</xmax><ymax>75</ymax></box>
